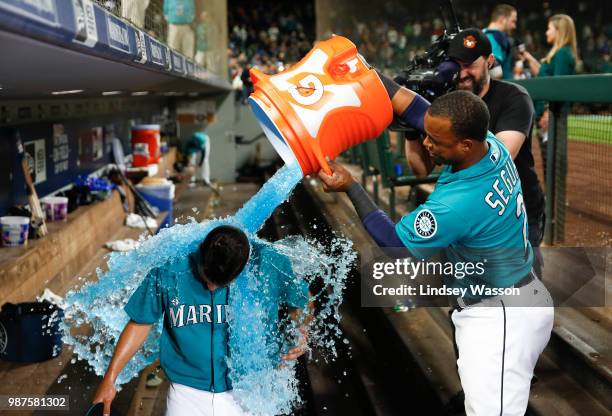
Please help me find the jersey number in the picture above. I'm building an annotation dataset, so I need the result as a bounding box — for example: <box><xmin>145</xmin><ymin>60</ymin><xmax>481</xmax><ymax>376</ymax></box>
<box><xmin>516</xmin><ymin>193</ymin><xmax>528</xmax><ymax>258</ymax></box>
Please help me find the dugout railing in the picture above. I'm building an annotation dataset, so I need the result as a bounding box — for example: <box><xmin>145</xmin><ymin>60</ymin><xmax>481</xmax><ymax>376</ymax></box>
<box><xmin>513</xmin><ymin>74</ymin><xmax>612</xmax><ymax>245</ymax></box>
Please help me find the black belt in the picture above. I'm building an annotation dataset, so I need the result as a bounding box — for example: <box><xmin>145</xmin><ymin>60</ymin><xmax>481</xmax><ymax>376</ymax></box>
<box><xmin>450</xmin><ymin>270</ymin><xmax>537</xmax><ymax>311</ymax></box>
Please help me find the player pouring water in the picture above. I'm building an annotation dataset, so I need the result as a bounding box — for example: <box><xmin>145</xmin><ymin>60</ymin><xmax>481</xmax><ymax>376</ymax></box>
<box><xmin>319</xmin><ymin>87</ymin><xmax>554</xmax><ymax>416</ymax></box>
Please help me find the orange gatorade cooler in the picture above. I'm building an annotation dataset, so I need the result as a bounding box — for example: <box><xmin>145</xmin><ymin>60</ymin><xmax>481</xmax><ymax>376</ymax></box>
<box><xmin>131</xmin><ymin>124</ymin><xmax>161</xmax><ymax>167</ymax></box>
<box><xmin>248</xmin><ymin>35</ymin><xmax>393</xmax><ymax>176</ymax></box>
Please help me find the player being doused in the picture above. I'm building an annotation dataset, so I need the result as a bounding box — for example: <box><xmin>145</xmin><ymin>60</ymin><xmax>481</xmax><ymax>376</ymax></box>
<box><xmin>93</xmin><ymin>225</ymin><xmax>311</xmax><ymax>416</ymax></box>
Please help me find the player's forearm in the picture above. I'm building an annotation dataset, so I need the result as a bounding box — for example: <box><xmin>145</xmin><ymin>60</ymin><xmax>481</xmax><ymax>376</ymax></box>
<box><xmin>346</xmin><ymin>182</ymin><xmax>378</xmax><ymax>220</ymax></box>
<box><xmin>377</xmin><ymin>72</ymin><xmax>430</xmax><ymax>133</ymax></box>
<box><xmin>346</xmin><ymin>183</ymin><xmax>405</xmax><ymax>247</ymax></box>
<box><xmin>105</xmin><ymin>321</ymin><xmax>152</xmax><ymax>382</ymax></box>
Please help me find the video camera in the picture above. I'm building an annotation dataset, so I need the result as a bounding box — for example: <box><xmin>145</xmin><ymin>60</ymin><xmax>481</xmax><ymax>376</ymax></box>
<box><xmin>390</xmin><ymin>0</ymin><xmax>462</xmax><ymax>133</ymax></box>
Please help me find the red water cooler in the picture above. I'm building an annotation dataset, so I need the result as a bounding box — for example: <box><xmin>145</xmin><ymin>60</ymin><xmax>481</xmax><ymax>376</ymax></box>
<box><xmin>131</xmin><ymin>124</ymin><xmax>161</xmax><ymax>167</ymax></box>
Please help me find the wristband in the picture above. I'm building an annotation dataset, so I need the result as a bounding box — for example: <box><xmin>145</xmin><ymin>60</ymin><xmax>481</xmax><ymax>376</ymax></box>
<box><xmin>399</xmin><ymin>94</ymin><xmax>430</xmax><ymax>134</ymax></box>
<box><xmin>375</xmin><ymin>70</ymin><xmax>401</xmax><ymax>100</ymax></box>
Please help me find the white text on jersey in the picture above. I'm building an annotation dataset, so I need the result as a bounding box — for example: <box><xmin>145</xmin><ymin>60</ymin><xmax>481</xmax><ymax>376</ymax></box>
<box><xmin>484</xmin><ymin>160</ymin><xmax>520</xmax><ymax>216</ymax></box>
<box><xmin>169</xmin><ymin>304</ymin><xmax>229</xmax><ymax>327</ymax></box>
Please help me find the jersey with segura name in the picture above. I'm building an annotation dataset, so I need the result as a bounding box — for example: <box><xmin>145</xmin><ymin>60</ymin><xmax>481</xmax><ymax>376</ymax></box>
<box><xmin>124</xmin><ymin>241</ymin><xmax>308</xmax><ymax>393</ymax></box>
<box><xmin>395</xmin><ymin>132</ymin><xmax>533</xmax><ymax>299</ymax></box>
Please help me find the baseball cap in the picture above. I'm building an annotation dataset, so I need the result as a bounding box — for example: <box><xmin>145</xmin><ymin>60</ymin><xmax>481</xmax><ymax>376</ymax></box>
<box><xmin>448</xmin><ymin>28</ymin><xmax>492</xmax><ymax>64</ymax></box>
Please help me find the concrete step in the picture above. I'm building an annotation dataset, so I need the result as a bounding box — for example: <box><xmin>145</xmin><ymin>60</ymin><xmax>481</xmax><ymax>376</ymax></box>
<box><xmin>528</xmin><ymin>353</ymin><xmax>611</xmax><ymax>416</ymax></box>
<box><xmin>547</xmin><ymin>308</ymin><xmax>612</xmax><ymax>409</ymax></box>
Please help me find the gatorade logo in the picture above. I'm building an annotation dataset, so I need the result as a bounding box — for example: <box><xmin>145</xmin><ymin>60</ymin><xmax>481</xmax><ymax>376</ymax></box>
<box><xmin>269</xmin><ymin>48</ymin><xmax>362</xmax><ymax>138</ymax></box>
<box><xmin>0</xmin><ymin>321</ymin><xmax>7</xmax><ymax>355</ymax></box>
<box><xmin>414</xmin><ymin>209</ymin><xmax>437</xmax><ymax>239</ymax></box>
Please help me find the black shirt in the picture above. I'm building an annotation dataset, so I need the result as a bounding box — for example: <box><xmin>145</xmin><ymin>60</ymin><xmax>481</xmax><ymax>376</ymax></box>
<box><xmin>482</xmin><ymin>80</ymin><xmax>544</xmax><ymax>222</ymax></box>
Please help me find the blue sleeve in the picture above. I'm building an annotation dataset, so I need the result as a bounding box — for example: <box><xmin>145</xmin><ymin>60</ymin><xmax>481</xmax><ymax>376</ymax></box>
<box><xmin>124</xmin><ymin>268</ymin><xmax>164</xmax><ymax>324</ymax></box>
<box><xmin>362</xmin><ymin>209</ymin><xmax>406</xmax><ymax>247</ymax></box>
<box><xmin>395</xmin><ymin>199</ymin><xmax>468</xmax><ymax>259</ymax></box>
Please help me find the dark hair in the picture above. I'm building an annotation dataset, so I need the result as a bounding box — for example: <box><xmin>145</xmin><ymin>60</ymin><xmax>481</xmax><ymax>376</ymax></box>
<box><xmin>491</xmin><ymin>4</ymin><xmax>516</xmax><ymax>21</ymax></box>
<box><xmin>199</xmin><ymin>225</ymin><xmax>250</xmax><ymax>286</ymax></box>
<box><xmin>428</xmin><ymin>91</ymin><xmax>490</xmax><ymax>141</ymax></box>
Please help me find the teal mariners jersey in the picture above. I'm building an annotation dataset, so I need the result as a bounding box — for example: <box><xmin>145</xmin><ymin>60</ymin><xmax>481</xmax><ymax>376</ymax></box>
<box><xmin>395</xmin><ymin>132</ymin><xmax>533</xmax><ymax>296</ymax></box>
<box><xmin>124</xmin><ymin>241</ymin><xmax>309</xmax><ymax>392</ymax></box>
<box><xmin>484</xmin><ymin>29</ymin><xmax>513</xmax><ymax>80</ymax></box>
<box><xmin>185</xmin><ymin>132</ymin><xmax>208</xmax><ymax>155</ymax></box>
<box><xmin>163</xmin><ymin>0</ymin><xmax>195</xmax><ymax>25</ymax></box>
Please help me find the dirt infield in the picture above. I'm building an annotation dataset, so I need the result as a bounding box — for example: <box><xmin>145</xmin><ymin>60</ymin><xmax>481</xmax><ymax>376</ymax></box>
<box><xmin>532</xmin><ymin>137</ymin><xmax>612</xmax><ymax>247</ymax></box>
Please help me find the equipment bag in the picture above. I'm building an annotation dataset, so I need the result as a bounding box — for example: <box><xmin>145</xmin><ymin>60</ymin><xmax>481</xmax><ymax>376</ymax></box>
<box><xmin>0</xmin><ymin>300</ymin><xmax>64</xmax><ymax>362</ymax></box>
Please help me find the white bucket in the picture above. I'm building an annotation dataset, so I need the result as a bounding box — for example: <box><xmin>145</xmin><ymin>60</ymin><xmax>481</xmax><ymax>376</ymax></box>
<box><xmin>1</xmin><ymin>216</ymin><xmax>30</xmax><ymax>247</ymax></box>
<box><xmin>135</xmin><ymin>183</ymin><xmax>175</xmax><ymax>200</ymax></box>
<box><xmin>41</xmin><ymin>196</ymin><xmax>69</xmax><ymax>221</ymax></box>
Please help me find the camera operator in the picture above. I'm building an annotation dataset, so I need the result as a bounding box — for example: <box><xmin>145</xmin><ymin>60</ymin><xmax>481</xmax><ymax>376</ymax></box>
<box><xmin>405</xmin><ymin>29</ymin><xmax>545</xmax><ymax>275</ymax></box>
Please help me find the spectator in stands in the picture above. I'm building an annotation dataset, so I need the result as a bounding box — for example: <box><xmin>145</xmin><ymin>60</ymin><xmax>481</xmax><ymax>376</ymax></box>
<box><xmin>520</xmin><ymin>14</ymin><xmax>577</xmax><ymax>174</ymax></box>
<box><xmin>227</xmin><ymin>0</ymin><xmax>315</xmax><ymax>76</ymax></box>
<box><xmin>484</xmin><ymin>4</ymin><xmax>518</xmax><ymax>80</ymax></box>
<box><xmin>599</xmin><ymin>51</ymin><xmax>612</xmax><ymax>73</ymax></box>
<box><xmin>195</xmin><ymin>11</ymin><xmax>210</xmax><ymax>69</ymax></box>
<box><xmin>520</xmin><ymin>14</ymin><xmax>578</xmax><ymax>77</ymax></box>
<box><xmin>232</xmin><ymin>69</ymin><xmax>244</xmax><ymax>105</ymax></box>
<box><xmin>163</xmin><ymin>0</ymin><xmax>195</xmax><ymax>58</ymax></box>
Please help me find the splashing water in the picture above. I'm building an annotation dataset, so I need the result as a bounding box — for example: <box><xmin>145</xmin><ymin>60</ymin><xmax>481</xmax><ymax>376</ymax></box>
<box><xmin>62</xmin><ymin>162</ymin><xmax>357</xmax><ymax>415</ymax></box>
<box><xmin>227</xmin><ymin>235</ymin><xmax>356</xmax><ymax>414</ymax></box>
<box><xmin>234</xmin><ymin>163</ymin><xmax>304</xmax><ymax>233</ymax></box>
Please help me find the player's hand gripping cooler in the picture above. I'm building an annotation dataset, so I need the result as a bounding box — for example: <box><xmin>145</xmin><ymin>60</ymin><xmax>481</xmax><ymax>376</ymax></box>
<box><xmin>248</xmin><ymin>35</ymin><xmax>393</xmax><ymax>175</ymax></box>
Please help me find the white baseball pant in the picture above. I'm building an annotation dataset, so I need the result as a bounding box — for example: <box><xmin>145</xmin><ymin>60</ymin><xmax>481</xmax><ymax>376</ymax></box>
<box><xmin>188</xmin><ymin>140</ymin><xmax>211</xmax><ymax>186</ymax></box>
<box><xmin>451</xmin><ymin>278</ymin><xmax>554</xmax><ymax>416</ymax></box>
<box><xmin>165</xmin><ymin>383</ymin><xmax>250</xmax><ymax>416</ymax></box>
